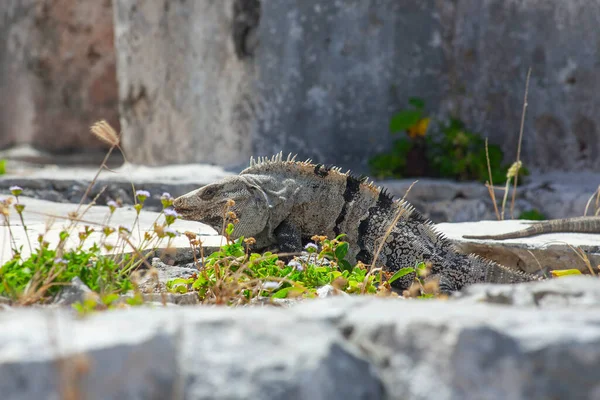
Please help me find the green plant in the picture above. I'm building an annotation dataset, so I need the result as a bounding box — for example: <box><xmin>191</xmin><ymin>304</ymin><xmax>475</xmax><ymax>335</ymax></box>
<box><xmin>0</xmin><ymin>121</ymin><xmax>181</xmax><ymax>308</ymax></box>
<box><xmin>0</xmin><ymin>159</ymin><xmax>6</xmax><ymax>175</ymax></box>
<box><xmin>166</xmin><ymin>225</ymin><xmax>441</xmax><ymax>303</ymax></box>
<box><xmin>518</xmin><ymin>209</ymin><xmax>546</xmax><ymax>221</ymax></box>
<box><xmin>167</xmin><ymin>232</ymin><xmax>403</xmax><ymax>303</ymax></box>
<box><xmin>370</xmin><ymin>98</ymin><xmax>527</xmax><ymax>183</ymax></box>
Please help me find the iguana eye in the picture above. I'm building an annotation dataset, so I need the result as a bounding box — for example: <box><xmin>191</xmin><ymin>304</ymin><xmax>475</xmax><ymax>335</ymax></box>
<box><xmin>200</xmin><ymin>186</ymin><xmax>217</xmax><ymax>200</ymax></box>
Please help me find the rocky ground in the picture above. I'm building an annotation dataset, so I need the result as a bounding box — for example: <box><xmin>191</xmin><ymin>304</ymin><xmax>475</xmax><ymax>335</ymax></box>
<box><xmin>2</xmin><ymin>278</ymin><xmax>600</xmax><ymax>399</ymax></box>
<box><xmin>1</xmin><ymin>161</ymin><xmax>600</xmax><ymax>399</ymax></box>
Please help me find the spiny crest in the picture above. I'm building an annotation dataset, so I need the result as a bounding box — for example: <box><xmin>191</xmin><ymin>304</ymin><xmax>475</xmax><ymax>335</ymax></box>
<box><xmin>248</xmin><ymin>151</ymin><xmax>298</xmax><ymax>167</ymax></box>
<box><xmin>245</xmin><ymin>152</ymin><xmax>384</xmax><ymax>189</ymax></box>
<box><xmin>471</xmin><ymin>254</ymin><xmax>542</xmax><ymax>280</ymax></box>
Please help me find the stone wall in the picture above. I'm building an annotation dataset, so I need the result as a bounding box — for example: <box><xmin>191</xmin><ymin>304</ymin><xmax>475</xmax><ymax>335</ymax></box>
<box><xmin>0</xmin><ymin>0</ymin><xmax>119</xmax><ymax>153</ymax></box>
<box><xmin>112</xmin><ymin>0</ymin><xmax>254</xmax><ymax>166</ymax></box>
<box><xmin>446</xmin><ymin>0</ymin><xmax>600</xmax><ymax>171</ymax></box>
<box><xmin>112</xmin><ymin>0</ymin><xmax>600</xmax><ymax>171</ymax></box>
<box><xmin>1</xmin><ymin>0</ymin><xmax>599</xmax><ymax>172</ymax></box>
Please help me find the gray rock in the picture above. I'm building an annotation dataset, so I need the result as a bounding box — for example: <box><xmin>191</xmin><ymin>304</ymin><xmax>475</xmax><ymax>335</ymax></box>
<box><xmin>0</xmin><ymin>306</ymin><xmax>384</xmax><ymax>400</ymax></box>
<box><xmin>139</xmin><ymin>292</ymin><xmax>199</xmax><ymax>306</ymax></box>
<box><xmin>135</xmin><ymin>258</ymin><xmax>199</xmax><ymax>293</ymax></box>
<box><xmin>439</xmin><ymin>219</ymin><xmax>600</xmax><ymax>274</ymax></box>
<box><xmin>302</xmin><ymin>297</ymin><xmax>600</xmax><ymax>400</ymax></box>
<box><xmin>317</xmin><ymin>284</ymin><xmax>350</xmax><ymax>299</ymax></box>
<box><xmin>52</xmin><ymin>276</ymin><xmax>98</xmax><ymax>306</ymax></box>
<box><xmin>0</xmin><ymin>161</ymin><xmax>233</xmax><ymax>211</ymax></box>
<box><xmin>453</xmin><ymin>276</ymin><xmax>600</xmax><ymax>308</ymax></box>
<box><xmin>4</xmin><ymin>295</ymin><xmax>600</xmax><ymax>399</ymax></box>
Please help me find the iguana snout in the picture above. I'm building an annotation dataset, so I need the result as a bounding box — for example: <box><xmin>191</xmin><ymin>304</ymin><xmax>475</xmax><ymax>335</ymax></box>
<box><xmin>174</xmin><ymin>176</ymin><xmax>271</xmax><ymax>238</ymax></box>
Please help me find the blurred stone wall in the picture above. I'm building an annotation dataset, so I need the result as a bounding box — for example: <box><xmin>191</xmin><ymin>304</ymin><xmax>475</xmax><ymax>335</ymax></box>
<box><xmin>113</xmin><ymin>0</ymin><xmax>600</xmax><ymax>171</ymax></box>
<box><xmin>0</xmin><ymin>0</ymin><xmax>118</xmax><ymax>153</ymax></box>
<box><xmin>2</xmin><ymin>0</ymin><xmax>599</xmax><ymax>172</ymax></box>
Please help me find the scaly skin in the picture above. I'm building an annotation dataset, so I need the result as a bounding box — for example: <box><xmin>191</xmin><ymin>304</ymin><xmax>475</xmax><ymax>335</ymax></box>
<box><xmin>174</xmin><ymin>153</ymin><xmax>542</xmax><ymax>293</ymax></box>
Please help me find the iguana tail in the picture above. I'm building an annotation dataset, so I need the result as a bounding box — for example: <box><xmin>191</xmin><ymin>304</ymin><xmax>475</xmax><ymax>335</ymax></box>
<box><xmin>437</xmin><ymin>253</ymin><xmax>544</xmax><ymax>293</ymax></box>
<box><xmin>463</xmin><ymin>216</ymin><xmax>600</xmax><ymax>240</ymax></box>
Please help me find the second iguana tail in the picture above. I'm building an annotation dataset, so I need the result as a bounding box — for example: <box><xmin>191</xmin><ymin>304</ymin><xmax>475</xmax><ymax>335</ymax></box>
<box><xmin>463</xmin><ymin>216</ymin><xmax>600</xmax><ymax>240</ymax></box>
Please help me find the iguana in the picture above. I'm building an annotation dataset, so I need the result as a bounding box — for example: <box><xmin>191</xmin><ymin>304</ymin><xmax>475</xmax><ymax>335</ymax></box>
<box><xmin>174</xmin><ymin>153</ymin><xmax>542</xmax><ymax>293</ymax></box>
<box><xmin>463</xmin><ymin>216</ymin><xmax>600</xmax><ymax>240</ymax></box>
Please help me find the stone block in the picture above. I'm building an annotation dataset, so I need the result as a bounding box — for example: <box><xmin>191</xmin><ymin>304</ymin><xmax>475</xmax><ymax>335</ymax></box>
<box><xmin>0</xmin><ymin>0</ymin><xmax>119</xmax><ymax>152</ymax></box>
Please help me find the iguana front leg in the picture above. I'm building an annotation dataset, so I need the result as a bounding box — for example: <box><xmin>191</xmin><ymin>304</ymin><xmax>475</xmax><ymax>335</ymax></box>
<box><xmin>273</xmin><ymin>219</ymin><xmax>303</xmax><ymax>254</ymax></box>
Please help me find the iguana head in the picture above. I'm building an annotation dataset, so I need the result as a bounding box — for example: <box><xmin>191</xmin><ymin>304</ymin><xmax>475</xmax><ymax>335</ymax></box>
<box><xmin>173</xmin><ymin>176</ymin><xmax>269</xmax><ymax>237</ymax></box>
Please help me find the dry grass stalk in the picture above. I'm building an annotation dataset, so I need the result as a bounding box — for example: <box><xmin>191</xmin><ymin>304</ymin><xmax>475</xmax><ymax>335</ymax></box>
<box><xmin>364</xmin><ymin>180</ymin><xmax>418</xmax><ymax>294</ymax></box>
<box><xmin>583</xmin><ymin>185</ymin><xmax>600</xmax><ymax>216</ymax></box>
<box><xmin>509</xmin><ymin>67</ymin><xmax>532</xmax><ymax>219</ymax></box>
<box><xmin>484</xmin><ymin>138</ymin><xmax>501</xmax><ymax>220</ymax></box>
<box><xmin>567</xmin><ymin>244</ymin><xmax>597</xmax><ymax>276</ymax></box>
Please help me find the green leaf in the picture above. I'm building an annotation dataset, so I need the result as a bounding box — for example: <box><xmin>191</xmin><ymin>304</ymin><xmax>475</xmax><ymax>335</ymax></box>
<box><xmin>389</xmin><ymin>110</ymin><xmax>423</xmax><ymax>133</ymax></box>
<box><xmin>518</xmin><ymin>209</ymin><xmax>546</xmax><ymax>221</ymax></box>
<box><xmin>334</xmin><ymin>242</ymin><xmax>349</xmax><ymax>261</ymax></box>
<box><xmin>408</xmin><ymin>97</ymin><xmax>425</xmax><ymax>109</ymax></box>
<box><xmin>388</xmin><ymin>267</ymin><xmax>415</xmax><ymax>284</ymax></box>
<box><xmin>0</xmin><ymin>159</ymin><xmax>6</xmax><ymax>175</ymax></box>
<box><xmin>101</xmin><ymin>293</ymin><xmax>119</xmax><ymax>306</ymax></box>
<box><xmin>272</xmin><ymin>287</ymin><xmax>292</xmax><ymax>299</ymax></box>
<box><xmin>339</xmin><ymin>260</ymin><xmax>353</xmax><ymax>272</ymax></box>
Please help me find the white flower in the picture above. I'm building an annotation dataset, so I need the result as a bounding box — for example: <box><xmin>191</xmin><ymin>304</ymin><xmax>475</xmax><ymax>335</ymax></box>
<box><xmin>164</xmin><ymin>227</ymin><xmax>180</xmax><ymax>237</ymax></box>
<box><xmin>135</xmin><ymin>190</ymin><xmax>150</xmax><ymax>197</ymax></box>
<box><xmin>163</xmin><ymin>208</ymin><xmax>178</xmax><ymax>217</ymax></box>
<box><xmin>261</xmin><ymin>281</ymin><xmax>280</xmax><ymax>290</ymax></box>
<box><xmin>304</xmin><ymin>243</ymin><xmax>318</xmax><ymax>252</ymax></box>
<box><xmin>287</xmin><ymin>260</ymin><xmax>304</xmax><ymax>271</ymax></box>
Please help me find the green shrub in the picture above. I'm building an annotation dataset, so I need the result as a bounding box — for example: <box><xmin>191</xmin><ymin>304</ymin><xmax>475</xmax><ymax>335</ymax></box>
<box><xmin>370</xmin><ymin>98</ymin><xmax>527</xmax><ymax>183</ymax></box>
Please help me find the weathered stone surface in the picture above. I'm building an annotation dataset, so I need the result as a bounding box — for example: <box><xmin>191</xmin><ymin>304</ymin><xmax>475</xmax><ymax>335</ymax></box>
<box><xmin>0</xmin><ymin>162</ymin><xmax>233</xmax><ymax>211</ymax></box>
<box><xmin>53</xmin><ymin>276</ymin><xmax>98</xmax><ymax>306</ymax></box>
<box><xmin>0</xmin><ymin>197</ymin><xmax>225</xmax><ymax>264</ymax></box>
<box><xmin>333</xmin><ymin>298</ymin><xmax>600</xmax><ymax>400</ymax></box>
<box><xmin>447</xmin><ymin>0</ymin><xmax>600</xmax><ymax>172</ymax></box>
<box><xmin>441</xmin><ymin>219</ymin><xmax>600</xmax><ymax>274</ymax></box>
<box><xmin>135</xmin><ymin>258</ymin><xmax>199</xmax><ymax>294</ymax></box>
<box><xmin>113</xmin><ymin>0</ymin><xmax>253</xmax><ymax>166</ymax></box>
<box><xmin>3</xmin><ymin>292</ymin><xmax>600</xmax><ymax>399</ymax></box>
<box><xmin>112</xmin><ymin>0</ymin><xmax>600</xmax><ymax>174</ymax></box>
<box><xmin>453</xmin><ymin>276</ymin><xmax>600</xmax><ymax>308</ymax></box>
<box><xmin>252</xmin><ymin>0</ymin><xmax>446</xmax><ymax>171</ymax></box>
<box><xmin>0</xmin><ymin>305</ymin><xmax>384</xmax><ymax>400</ymax></box>
<box><xmin>0</xmin><ymin>0</ymin><xmax>119</xmax><ymax>152</ymax></box>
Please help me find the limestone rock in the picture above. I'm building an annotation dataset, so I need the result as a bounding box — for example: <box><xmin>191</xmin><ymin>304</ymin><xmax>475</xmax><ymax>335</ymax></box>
<box><xmin>439</xmin><ymin>219</ymin><xmax>600</xmax><ymax>274</ymax></box>
<box><xmin>453</xmin><ymin>276</ymin><xmax>600</xmax><ymax>308</ymax></box>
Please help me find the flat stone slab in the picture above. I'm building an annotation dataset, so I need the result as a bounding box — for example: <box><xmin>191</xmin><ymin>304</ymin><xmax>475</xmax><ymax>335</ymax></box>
<box><xmin>1</xmin><ymin>160</ymin><xmax>233</xmax><ymax>184</ymax></box>
<box><xmin>453</xmin><ymin>276</ymin><xmax>600</xmax><ymax>308</ymax></box>
<box><xmin>2</xmin><ymin>286</ymin><xmax>600</xmax><ymax>399</ymax></box>
<box><xmin>440</xmin><ymin>219</ymin><xmax>600</xmax><ymax>274</ymax></box>
<box><xmin>0</xmin><ymin>197</ymin><xmax>224</xmax><ymax>264</ymax></box>
<box><xmin>0</xmin><ymin>162</ymin><xmax>234</xmax><ymax>211</ymax></box>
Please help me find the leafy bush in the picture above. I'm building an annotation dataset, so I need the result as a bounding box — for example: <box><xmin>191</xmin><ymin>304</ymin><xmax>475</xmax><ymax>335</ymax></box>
<box><xmin>518</xmin><ymin>209</ymin><xmax>547</xmax><ymax>220</ymax></box>
<box><xmin>370</xmin><ymin>98</ymin><xmax>526</xmax><ymax>183</ymax></box>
